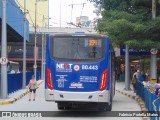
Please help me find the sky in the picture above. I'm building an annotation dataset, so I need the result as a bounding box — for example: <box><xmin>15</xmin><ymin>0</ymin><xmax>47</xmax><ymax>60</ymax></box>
<box><xmin>48</xmin><ymin>0</ymin><xmax>97</xmax><ymax>27</ymax></box>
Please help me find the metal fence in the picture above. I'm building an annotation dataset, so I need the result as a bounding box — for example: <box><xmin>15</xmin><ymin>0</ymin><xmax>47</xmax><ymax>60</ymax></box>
<box><xmin>136</xmin><ymin>81</ymin><xmax>160</xmax><ymax>120</ymax></box>
<box><xmin>8</xmin><ymin>71</ymin><xmax>41</xmax><ymax>94</ymax></box>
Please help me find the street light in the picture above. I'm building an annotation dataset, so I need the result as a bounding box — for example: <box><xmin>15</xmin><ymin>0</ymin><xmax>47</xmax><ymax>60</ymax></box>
<box><xmin>34</xmin><ymin>0</ymin><xmax>38</xmax><ymax>78</ymax></box>
<box><xmin>1</xmin><ymin>0</ymin><xmax>7</xmax><ymax>99</ymax></box>
<box><xmin>35</xmin><ymin>0</ymin><xmax>49</xmax><ymax>79</ymax></box>
<box><xmin>22</xmin><ymin>0</ymin><xmax>27</xmax><ymax>89</ymax></box>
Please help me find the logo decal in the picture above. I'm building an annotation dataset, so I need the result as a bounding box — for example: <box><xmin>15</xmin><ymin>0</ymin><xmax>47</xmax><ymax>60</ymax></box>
<box><xmin>74</xmin><ymin>65</ymin><xmax>80</xmax><ymax>71</ymax></box>
<box><xmin>56</xmin><ymin>63</ymin><xmax>72</xmax><ymax>72</ymax></box>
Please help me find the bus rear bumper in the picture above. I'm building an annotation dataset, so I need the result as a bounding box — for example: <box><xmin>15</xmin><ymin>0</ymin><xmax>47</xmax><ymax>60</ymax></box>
<box><xmin>45</xmin><ymin>89</ymin><xmax>110</xmax><ymax>103</ymax></box>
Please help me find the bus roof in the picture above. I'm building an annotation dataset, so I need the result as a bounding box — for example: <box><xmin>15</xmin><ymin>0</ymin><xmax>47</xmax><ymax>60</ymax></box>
<box><xmin>50</xmin><ymin>33</ymin><xmax>108</xmax><ymax>38</ymax></box>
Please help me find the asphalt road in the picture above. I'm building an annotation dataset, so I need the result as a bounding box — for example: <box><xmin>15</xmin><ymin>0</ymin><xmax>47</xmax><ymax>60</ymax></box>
<box><xmin>0</xmin><ymin>82</ymin><xmax>142</xmax><ymax>120</ymax></box>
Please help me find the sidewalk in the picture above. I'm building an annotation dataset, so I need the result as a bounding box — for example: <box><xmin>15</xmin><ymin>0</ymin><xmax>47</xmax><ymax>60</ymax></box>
<box><xmin>0</xmin><ymin>80</ymin><xmax>44</xmax><ymax>105</ymax></box>
<box><xmin>0</xmin><ymin>81</ymin><xmax>138</xmax><ymax>104</ymax></box>
<box><xmin>115</xmin><ymin>81</ymin><xmax>149</xmax><ymax>120</ymax></box>
<box><xmin>115</xmin><ymin>81</ymin><xmax>136</xmax><ymax>96</ymax></box>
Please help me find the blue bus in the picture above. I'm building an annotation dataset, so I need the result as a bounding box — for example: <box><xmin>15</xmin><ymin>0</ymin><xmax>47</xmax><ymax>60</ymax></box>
<box><xmin>45</xmin><ymin>33</ymin><xmax>116</xmax><ymax>111</ymax></box>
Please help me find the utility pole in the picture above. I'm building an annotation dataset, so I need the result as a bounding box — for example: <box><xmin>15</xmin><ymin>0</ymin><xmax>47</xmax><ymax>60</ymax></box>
<box><xmin>41</xmin><ymin>15</ymin><xmax>45</xmax><ymax>80</ymax></box>
<box><xmin>44</xmin><ymin>22</ymin><xmax>47</xmax><ymax>80</ymax></box>
<box><xmin>150</xmin><ymin>0</ymin><xmax>157</xmax><ymax>80</ymax></box>
<box><xmin>60</xmin><ymin>0</ymin><xmax>61</xmax><ymax>28</ymax></box>
<box><xmin>34</xmin><ymin>0</ymin><xmax>37</xmax><ymax>78</ymax></box>
<box><xmin>22</xmin><ymin>0</ymin><xmax>27</xmax><ymax>88</ymax></box>
<box><xmin>79</xmin><ymin>3</ymin><xmax>86</xmax><ymax>21</ymax></box>
<box><xmin>1</xmin><ymin>0</ymin><xmax>8</xmax><ymax>99</ymax></box>
<box><xmin>69</xmin><ymin>0</ymin><xmax>73</xmax><ymax>23</ymax></box>
<box><xmin>43</xmin><ymin>19</ymin><xmax>51</xmax><ymax>80</ymax></box>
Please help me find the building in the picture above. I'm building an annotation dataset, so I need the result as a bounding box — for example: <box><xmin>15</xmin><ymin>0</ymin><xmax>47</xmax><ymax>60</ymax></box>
<box><xmin>29</xmin><ymin>26</ymin><xmax>97</xmax><ymax>34</ymax></box>
<box><xmin>1</xmin><ymin>0</ymin><xmax>97</xmax><ymax>72</ymax></box>
<box><xmin>16</xmin><ymin>0</ymin><xmax>49</xmax><ymax>28</ymax></box>
<box><xmin>0</xmin><ymin>0</ymin><xmax>29</xmax><ymax>72</ymax></box>
<box><xmin>6</xmin><ymin>0</ymin><xmax>49</xmax><ymax>71</ymax></box>
<box><xmin>0</xmin><ymin>1</ymin><xmax>29</xmax><ymax>42</ymax></box>
<box><xmin>76</xmin><ymin>16</ymin><xmax>94</xmax><ymax>28</ymax></box>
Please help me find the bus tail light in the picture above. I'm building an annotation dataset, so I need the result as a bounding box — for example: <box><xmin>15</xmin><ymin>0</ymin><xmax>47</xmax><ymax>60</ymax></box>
<box><xmin>100</xmin><ymin>69</ymin><xmax>108</xmax><ymax>91</ymax></box>
<box><xmin>46</xmin><ymin>68</ymin><xmax>53</xmax><ymax>90</ymax></box>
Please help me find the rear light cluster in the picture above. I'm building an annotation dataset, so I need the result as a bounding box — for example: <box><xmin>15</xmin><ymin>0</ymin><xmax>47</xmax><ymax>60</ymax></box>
<box><xmin>46</xmin><ymin>68</ymin><xmax>53</xmax><ymax>90</ymax></box>
<box><xmin>100</xmin><ymin>69</ymin><xmax>108</xmax><ymax>91</ymax></box>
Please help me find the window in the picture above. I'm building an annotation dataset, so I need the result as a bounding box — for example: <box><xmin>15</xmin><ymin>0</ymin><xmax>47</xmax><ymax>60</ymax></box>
<box><xmin>51</xmin><ymin>37</ymin><xmax>104</xmax><ymax>61</ymax></box>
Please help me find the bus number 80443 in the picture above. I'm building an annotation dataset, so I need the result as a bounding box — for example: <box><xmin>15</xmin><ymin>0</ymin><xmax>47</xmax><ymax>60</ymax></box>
<box><xmin>45</xmin><ymin>33</ymin><xmax>116</xmax><ymax>111</ymax></box>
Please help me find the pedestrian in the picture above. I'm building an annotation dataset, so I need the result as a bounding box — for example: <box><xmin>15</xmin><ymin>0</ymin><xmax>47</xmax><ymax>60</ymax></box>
<box><xmin>133</xmin><ymin>70</ymin><xmax>140</xmax><ymax>80</ymax></box>
<box><xmin>145</xmin><ymin>69</ymin><xmax>150</xmax><ymax>81</ymax></box>
<box><xmin>116</xmin><ymin>70</ymin><xmax>120</xmax><ymax>81</ymax></box>
<box><xmin>132</xmin><ymin>75</ymin><xmax>137</xmax><ymax>93</ymax></box>
<box><xmin>28</xmin><ymin>75</ymin><xmax>38</xmax><ymax>101</ymax></box>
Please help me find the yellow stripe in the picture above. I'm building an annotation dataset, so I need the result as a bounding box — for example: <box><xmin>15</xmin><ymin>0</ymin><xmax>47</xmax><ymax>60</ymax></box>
<box><xmin>141</xmin><ymin>108</ymin><xmax>147</xmax><ymax>111</ymax></box>
<box><xmin>139</xmin><ymin>101</ymin><xmax>144</xmax><ymax>104</ymax></box>
<box><xmin>140</xmin><ymin>105</ymin><xmax>145</xmax><ymax>108</ymax></box>
<box><xmin>0</xmin><ymin>101</ymin><xmax>12</xmax><ymax>105</ymax></box>
<box><xmin>142</xmin><ymin>117</ymin><xmax>149</xmax><ymax>120</ymax></box>
<box><xmin>0</xmin><ymin>80</ymin><xmax>44</xmax><ymax>105</ymax></box>
<box><xmin>115</xmin><ymin>89</ymin><xmax>148</xmax><ymax>120</ymax></box>
<box><xmin>130</xmin><ymin>96</ymin><xmax>133</xmax><ymax>99</ymax></box>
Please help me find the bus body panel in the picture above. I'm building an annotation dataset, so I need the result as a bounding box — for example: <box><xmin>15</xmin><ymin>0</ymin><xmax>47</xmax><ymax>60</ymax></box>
<box><xmin>46</xmin><ymin>61</ymin><xmax>109</xmax><ymax>92</ymax></box>
<box><xmin>45</xmin><ymin>89</ymin><xmax>110</xmax><ymax>103</ymax></box>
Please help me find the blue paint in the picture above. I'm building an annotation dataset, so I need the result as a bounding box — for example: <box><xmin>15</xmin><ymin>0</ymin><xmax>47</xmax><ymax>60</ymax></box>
<box><xmin>7</xmin><ymin>72</ymin><xmax>40</xmax><ymax>94</ymax></box>
<box><xmin>0</xmin><ymin>0</ymin><xmax>29</xmax><ymax>41</ymax></box>
<box><xmin>120</xmin><ymin>47</ymin><xmax>151</xmax><ymax>56</ymax></box>
<box><xmin>45</xmin><ymin>34</ymin><xmax>114</xmax><ymax>92</ymax></box>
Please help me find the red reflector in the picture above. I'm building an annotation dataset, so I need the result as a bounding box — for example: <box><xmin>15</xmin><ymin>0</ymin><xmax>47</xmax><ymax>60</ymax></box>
<box><xmin>46</xmin><ymin>68</ymin><xmax>53</xmax><ymax>90</ymax></box>
<box><xmin>99</xmin><ymin>95</ymin><xmax>103</xmax><ymax>97</ymax></box>
<box><xmin>100</xmin><ymin>69</ymin><xmax>108</xmax><ymax>91</ymax></box>
<box><xmin>73</xmin><ymin>59</ymin><xmax>81</xmax><ymax>62</ymax></box>
<box><xmin>49</xmin><ymin>94</ymin><xmax>54</xmax><ymax>96</ymax></box>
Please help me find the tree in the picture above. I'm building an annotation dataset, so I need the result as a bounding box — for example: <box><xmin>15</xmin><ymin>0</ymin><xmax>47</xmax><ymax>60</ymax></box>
<box><xmin>88</xmin><ymin>0</ymin><xmax>160</xmax><ymax>87</ymax></box>
<box><xmin>89</xmin><ymin>0</ymin><xmax>160</xmax><ymax>49</ymax></box>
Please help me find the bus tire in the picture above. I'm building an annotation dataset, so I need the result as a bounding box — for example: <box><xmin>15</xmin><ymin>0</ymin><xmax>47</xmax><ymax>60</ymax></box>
<box><xmin>64</xmin><ymin>106</ymin><xmax>72</xmax><ymax>110</ymax></box>
<box><xmin>107</xmin><ymin>93</ymin><xmax>112</xmax><ymax>111</ymax></box>
<box><xmin>57</xmin><ymin>103</ymin><xmax>64</xmax><ymax>110</ymax></box>
<box><xmin>98</xmin><ymin>103</ymin><xmax>108</xmax><ymax>111</ymax></box>
<box><xmin>107</xmin><ymin>102</ymin><xmax>112</xmax><ymax>111</ymax></box>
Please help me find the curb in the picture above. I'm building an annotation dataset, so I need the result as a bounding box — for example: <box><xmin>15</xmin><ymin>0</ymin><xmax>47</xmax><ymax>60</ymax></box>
<box><xmin>0</xmin><ymin>80</ymin><xmax>44</xmax><ymax>105</ymax></box>
<box><xmin>116</xmin><ymin>89</ymin><xmax>149</xmax><ymax>120</ymax></box>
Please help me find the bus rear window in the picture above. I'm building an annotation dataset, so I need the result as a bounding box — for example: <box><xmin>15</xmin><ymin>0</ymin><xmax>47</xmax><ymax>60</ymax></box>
<box><xmin>51</xmin><ymin>37</ymin><xmax>104</xmax><ymax>60</ymax></box>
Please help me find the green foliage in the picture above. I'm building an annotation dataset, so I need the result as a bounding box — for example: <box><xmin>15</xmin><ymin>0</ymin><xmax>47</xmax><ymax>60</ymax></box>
<box><xmin>124</xmin><ymin>39</ymin><xmax>160</xmax><ymax>49</ymax></box>
<box><xmin>94</xmin><ymin>0</ymin><xmax>160</xmax><ymax>49</ymax></box>
<box><xmin>101</xmin><ymin>10</ymin><xmax>142</xmax><ymax>22</ymax></box>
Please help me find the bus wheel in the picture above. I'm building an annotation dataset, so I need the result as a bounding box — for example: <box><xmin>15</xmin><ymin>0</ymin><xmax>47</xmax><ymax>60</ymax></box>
<box><xmin>57</xmin><ymin>103</ymin><xmax>64</xmax><ymax>110</ymax></box>
<box><xmin>98</xmin><ymin>103</ymin><xmax>108</xmax><ymax>111</ymax></box>
<box><xmin>107</xmin><ymin>94</ymin><xmax>112</xmax><ymax>111</ymax></box>
<box><xmin>64</xmin><ymin>106</ymin><xmax>72</xmax><ymax>110</ymax></box>
<box><xmin>107</xmin><ymin>102</ymin><xmax>112</xmax><ymax>111</ymax></box>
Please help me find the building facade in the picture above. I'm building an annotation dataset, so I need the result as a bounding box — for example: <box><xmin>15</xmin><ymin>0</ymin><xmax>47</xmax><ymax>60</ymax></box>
<box><xmin>0</xmin><ymin>0</ymin><xmax>29</xmax><ymax>42</ymax></box>
<box><xmin>16</xmin><ymin>0</ymin><xmax>49</xmax><ymax>28</ymax></box>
